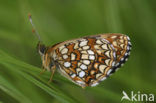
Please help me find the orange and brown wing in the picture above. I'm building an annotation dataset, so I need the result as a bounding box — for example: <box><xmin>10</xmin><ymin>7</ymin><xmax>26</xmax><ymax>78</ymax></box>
<box><xmin>101</xmin><ymin>33</ymin><xmax>132</xmax><ymax>73</ymax></box>
<box><xmin>53</xmin><ymin>37</ymin><xmax>116</xmax><ymax>88</ymax></box>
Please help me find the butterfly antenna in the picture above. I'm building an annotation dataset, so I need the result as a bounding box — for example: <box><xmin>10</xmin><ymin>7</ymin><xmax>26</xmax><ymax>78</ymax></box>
<box><xmin>28</xmin><ymin>13</ymin><xmax>41</xmax><ymax>42</ymax></box>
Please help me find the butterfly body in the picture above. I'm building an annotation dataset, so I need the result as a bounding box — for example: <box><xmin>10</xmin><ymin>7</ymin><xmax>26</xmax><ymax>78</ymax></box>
<box><xmin>38</xmin><ymin>33</ymin><xmax>131</xmax><ymax>88</ymax></box>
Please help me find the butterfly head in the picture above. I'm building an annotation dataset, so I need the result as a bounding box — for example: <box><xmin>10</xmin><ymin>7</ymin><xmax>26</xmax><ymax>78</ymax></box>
<box><xmin>37</xmin><ymin>42</ymin><xmax>56</xmax><ymax>71</ymax></box>
<box><xmin>37</xmin><ymin>41</ymin><xmax>47</xmax><ymax>56</ymax></box>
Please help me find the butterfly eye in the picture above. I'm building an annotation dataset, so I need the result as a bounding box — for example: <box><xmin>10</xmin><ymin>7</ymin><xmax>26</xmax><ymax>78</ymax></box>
<box><xmin>37</xmin><ymin>42</ymin><xmax>47</xmax><ymax>55</ymax></box>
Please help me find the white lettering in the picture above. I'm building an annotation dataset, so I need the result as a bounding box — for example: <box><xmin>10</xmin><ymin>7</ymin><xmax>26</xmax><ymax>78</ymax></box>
<box><xmin>131</xmin><ymin>91</ymin><xmax>137</xmax><ymax>101</ymax></box>
<box><xmin>121</xmin><ymin>91</ymin><xmax>155</xmax><ymax>102</ymax></box>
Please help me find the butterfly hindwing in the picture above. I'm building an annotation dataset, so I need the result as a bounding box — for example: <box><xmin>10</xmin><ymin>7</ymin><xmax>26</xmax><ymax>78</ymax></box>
<box><xmin>100</xmin><ymin>33</ymin><xmax>132</xmax><ymax>73</ymax></box>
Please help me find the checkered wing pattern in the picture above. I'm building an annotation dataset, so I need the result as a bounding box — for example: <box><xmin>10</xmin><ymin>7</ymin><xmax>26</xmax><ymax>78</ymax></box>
<box><xmin>53</xmin><ymin>36</ymin><xmax>116</xmax><ymax>87</ymax></box>
<box><xmin>100</xmin><ymin>33</ymin><xmax>132</xmax><ymax>73</ymax></box>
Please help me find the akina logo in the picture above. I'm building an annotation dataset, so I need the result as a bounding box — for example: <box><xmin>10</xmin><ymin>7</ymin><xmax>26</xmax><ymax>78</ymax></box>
<box><xmin>121</xmin><ymin>91</ymin><xmax>155</xmax><ymax>102</ymax></box>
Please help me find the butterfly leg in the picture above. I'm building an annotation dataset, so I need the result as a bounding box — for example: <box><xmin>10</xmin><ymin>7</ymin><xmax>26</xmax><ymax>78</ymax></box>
<box><xmin>40</xmin><ymin>66</ymin><xmax>46</xmax><ymax>75</ymax></box>
<box><xmin>48</xmin><ymin>66</ymin><xmax>56</xmax><ymax>84</ymax></box>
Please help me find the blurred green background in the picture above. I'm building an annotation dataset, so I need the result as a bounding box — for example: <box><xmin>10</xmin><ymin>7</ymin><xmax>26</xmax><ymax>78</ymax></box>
<box><xmin>0</xmin><ymin>0</ymin><xmax>156</xmax><ymax>103</ymax></box>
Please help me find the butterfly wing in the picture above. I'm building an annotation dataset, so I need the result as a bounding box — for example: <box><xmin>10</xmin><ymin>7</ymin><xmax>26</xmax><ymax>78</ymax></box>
<box><xmin>52</xmin><ymin>36</ymin><xmax>116</xmax><ymax>88</ymax></box>
<box><xmin>100</xmin><ymin>33</ymin><xmax>132</xmax><ymax>73</ymax></box>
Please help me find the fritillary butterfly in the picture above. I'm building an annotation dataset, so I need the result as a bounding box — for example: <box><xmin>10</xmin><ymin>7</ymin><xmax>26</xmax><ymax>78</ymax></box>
<box><xmin>29</xmin><ymin>14</ymin><xmax>132</xmax><ymax>88</ymax></box>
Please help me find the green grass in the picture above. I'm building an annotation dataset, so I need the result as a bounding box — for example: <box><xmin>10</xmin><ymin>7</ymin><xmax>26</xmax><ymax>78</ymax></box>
<box><xmin>0</xmin><ymin>0</ymin><xmax>156</xmax><ymax>103</ymax></box>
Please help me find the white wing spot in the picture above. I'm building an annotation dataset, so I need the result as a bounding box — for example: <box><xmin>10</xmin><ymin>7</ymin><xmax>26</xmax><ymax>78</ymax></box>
<box><xmin>91</xmin><ymin>82</ymin><xmax>99</xmax><ymax>87</ymax></box>
<box><xmin>121</xmin><ymin>58</ymin><xmax>124</xmax><ymax>61</ymax></box>
<box><xmin>80</xmin><ymin>64</ymin><xmax>87</xmax><ymax>70</ymax></box>
<box><xmin>61</xmin><ymin>48</ymin><xmax>68</xmax><ymax>54</ymax></box>
<box><xmin>96</xmin><ymin>40</ymin><xmax>103</xmax><ymax>44</ymax></box>
<box><xmin>76</xmin><ymin>68</ymin><xmax>81</xmax><ymax>74</ymax></box>
<box><xmin>100</xmin><ymin>77</ymin><xmax>106</xmax><ymax>81</ymax></box>
<box><xmin>101</xmin><ymin>44</ymin><xmax>108</xmax><ymax>50</ymax></box>
<box><xmin>111</xmin><ymin>36</ymin><xmax>117</xmax><ymax>39</ymax></box>
<box><xmin>63</xmin><ymin>55</ymin><xmax>68</xmax><ymax>59</ymax></box>
<box><xmin>81</xmin><ymin>54</ymin><xmax>89</xmax><ymax>59</ymax></box>
<box><xmin>79</xmin><ymin>40</ymin><xmax>88</xmax><ymax>47</ymax></box>
<box><xmin>125</xmin><ymin>53</ymin><xmax>128</xmax><ymax>56</ymax></box>
<box><xmin>116</xmin><ymin>63</ymin><xmax>120</xmax><ymax>67</ymax></box>
<box><xmin>96</xmin><ymin>73</ymin><xmax>102</xmax><ymax>79</ymax></box>
<box><xmin>128</xmin><ymin>41</ymin><xmax>132</xmax><ymax>45</ymax></box>
<box><xmin>127</xmin><ymin>36</ymin><xmax>130</xmax><ymax>40</ymax></box>
<box><xmin>89</xmin><ymin>55</ymin><xmax>95</xmax><ymax>60</ymax></box>
<box><xmin>112</xmin><ymin>61</ymin><xmax>115</xmax><ymax>66</ymax></box>
<box><xmin>83</xmin><ymin>60</ymin><xmax>90</xmax><ymax>65</ymax></box>
<box><xmin>87</xmin><ymin>50</ymin><xmax>94</xmax><ymax>55</ymax></box>
<box><xmin>113</xmin><ymin>41</ymin><xmax>118</xmax><ymax>47</ymax></box>
<box><xmin>96</xmin><ymin>50</ymin><xmax>102</xmax><ymax>54</ymax></box>
<box><xmin>74</xmin><ymin>43</ymin><xmax>79</xmax><ymax>49</ymax></box>
<box><xmin>64</xmin><ymin>62</ymin><xmax>71</xmax><ymax>67</ymax></box>
<box><xmin>120</xmin><ymin>44</ymin><xmax>124</xmax><ymax>49</ymax></box>
<box><xmin>119</xmin><ymin>39</ymin><xmax>124</xmax><ymax>43</ymax></box>
<box><xmin>79</xmin><ymin>71</ymin><xmax>85</xmax><ymax>78</ymax></box>
<box><xmin>81</xmin><ymin>51</ymin><xmax>87</xmax><ymax>54</ymax></box>
<box><xmin>107</xmin><ymin>69</ymin><xmax>112</xmax><ymax>75</ymax></box>
<box><xmin>82</xmin><ymin>46</ymin><xmax>90</xmax><ymax>50</ymax></box>
<box><xmin>71</xmin><ymin>53</ymin><xmax>76</xmax><ymax>60</ymax></box>
<box><xmin>105</xmin><ymin>50</ymin><xmax>110</xmax><ymax>58</ymax></box>
<box><xmin>113</xmin><ymin>52</ymin><xmax>116</xmax><ymax>58</ymax></box>
<box><xmin>120</xmin><ymin>36</ymin><xmax>123</xmax><ymax>39</ymax></box>
<box><xmin>105</xmin><ymin>59</ymin><xmax>110</xmax><ymax>66</ymax></box>
<box><xmin>127</xmin><ymin>46</ymin><xmax>130</xmax><ymax>51</ymax></box>
<box><xmin>76</xmin><ymin>80</ymin><xmax>85</xmax><ymax>85</ymax></box>
<box><xmin>71</xmin><ymin>74</ymin><xmax>76</xmax><ymax>78</ymax></box>
<box><xmin>94</xmin><ymin>45</ymin><xmax>101</xmax><ymax>49</ymax></box>
<box><xmin>99</xmin><ymin>65</ymin><xmax>107</xmax><ymax>73</ymax></box>
<box><xmin>59</xmin><ymin>45</ymin><xmax>65</xmax><ymax>51</ymax></box>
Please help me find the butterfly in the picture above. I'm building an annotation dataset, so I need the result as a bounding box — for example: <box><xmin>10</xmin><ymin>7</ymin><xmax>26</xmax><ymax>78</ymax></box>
<box><xmin>29</xmin><ymin>14</ymin><xmax>132</xmax><ymax>88</ymax></box>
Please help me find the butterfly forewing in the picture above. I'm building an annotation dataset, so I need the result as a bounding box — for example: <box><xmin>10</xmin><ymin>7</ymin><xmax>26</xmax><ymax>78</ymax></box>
<box><xmin>53</xmin><ymin>36</ymin><xmax>116</xmax><ymax>87</ymax></box>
